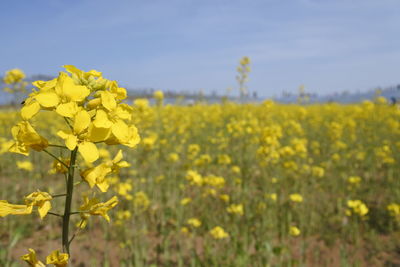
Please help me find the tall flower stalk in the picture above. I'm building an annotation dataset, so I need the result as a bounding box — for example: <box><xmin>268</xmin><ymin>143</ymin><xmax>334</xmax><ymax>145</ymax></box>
<box><xmin>0</xmin><ymin>65</ymin><xmax>140</xmax><ymax>265</ymax></box>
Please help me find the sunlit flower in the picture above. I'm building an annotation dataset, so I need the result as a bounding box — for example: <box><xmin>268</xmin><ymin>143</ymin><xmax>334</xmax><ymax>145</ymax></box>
<box><xmin>46</xmin><ymin>250</ymin><xmax>69</xmax><ymax>267</ymax></box>
<box><xmin>210</xmin><ymin>226</ymin><xmax>229</xmax><ymax>239</ymax></box>
<box><xmin>78</xmin><ymin>196</ymin><xmax>118</xmax><ymax>228</ymax></box>
<box><xmin>289</xmin><ymin>226</ymin><xmax>301</xmax><ymax>237</ymax></box>
<box><xmin>20</xmin><ymin>248</ymin><xmax>46</xmax><ymax>267</ymax></box>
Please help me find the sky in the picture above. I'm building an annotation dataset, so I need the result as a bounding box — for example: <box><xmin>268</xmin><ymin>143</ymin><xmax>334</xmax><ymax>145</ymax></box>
<box><xmin>1</xmin><ymin>0</ymin><xmax>400</xmax><ymax>97</ymax></box>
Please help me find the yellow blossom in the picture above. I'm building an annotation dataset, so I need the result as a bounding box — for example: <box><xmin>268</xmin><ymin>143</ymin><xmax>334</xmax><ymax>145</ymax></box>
<box><xmin>17</xmin><ymin>160</ymin><xmax>34</xmax><ymax>171</ymax></box>
<box><xmin>265</xmin><ymin>193</ymin><xmax>277</xmax><ymax>202</ymax></box>
<box><xmin>0</xmin><ymin>200</ymin><xmax>32</xmax><ymax>217</ymax></box>
<box><xmin>20</xmin><ymin>248</ymin><xmax>46</xmax><ymax>267</ymax></box>
<box><xmin>186</xmin><ymin>170</ymin><xmax>203</xmax><ymax>186</ymax></box>
<box><xmin>347</xmin><ymin>200</ymin><xmax>368</xmax><ymax>217</ymax></box>
<box><xmin>289</xmin><ymin>226</ymin><xmax>301</xmax><ymax>236</ymax></box>
<box><xmin>187</xmin><ymin>218</ymin><xmax>202</xmax><ymax>228</ymax></box>
<box><xmin>80</xmin><ymin>149</ymin><xmax>130</xmax><ymax>192</ymax></box>
<box><xmin>387</xmin><ymin>203</ymin><xmax>400</xmax><ymax>217</ymax></box>
<box><xmin>9</xmin><ymin>121</ymin><xmax>48</xmax><ymax>155</ymax></box>
<box><xmin>227</xmin><ymin>204</ymin><xmax>244</xmax><ymax>216</ymax></box>
<box><xmin>24</xmin><ymin>191</ymin><xmax>53</xmax><ymax>219</ymax></box>
<box><xmin>46</xmin><ymin>250</ymin><xmax>69</xmax><ymax>267</ymax></box>
<box><xmin>180</xmin><ymin>197</ymin><xmax>192</xmax><ymax>206</ymax></box>
<box><xmin>133</xmin><ymin>191</ymin><xmax>150</xmax><ymax>212</ymax></box>
<box><xmin>210</xmin><ymin>226</ymin><xmax>229</xmax><ymax>239</ymax></box>
<box><xmin>168</xmin><ymin>152</ymin><xmax>179</xmax><ymax>162</ymax></box>
<box><xmin>78</xmin><ymin>196</ymin><xmax>118</xmax><ymax>228</ymax></box>
<box><xmin>289</xmin><ymin>194</ymin><xmax>303</xmax><ymax>203</ymax></box>
<box><xmin>3</xmin><ymin>68</ymin><xmax>25</xmax><ymax>84</ymax></box>
<box><xmin>219</xmin><ymin>194</ymin><xmax>230</xmax><ymax>203</ymax></box>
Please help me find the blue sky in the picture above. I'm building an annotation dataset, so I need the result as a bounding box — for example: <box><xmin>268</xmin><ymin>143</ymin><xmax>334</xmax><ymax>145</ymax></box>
<box><xmin>1</xmin><ymin>0</ymin><xmax>399</xmax><ymax>97</ymax></box>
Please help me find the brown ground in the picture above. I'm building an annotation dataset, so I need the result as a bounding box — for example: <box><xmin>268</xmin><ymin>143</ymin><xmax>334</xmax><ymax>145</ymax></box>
<box><xmin>3</xmin><ymin>225</ymin><xmax>400</xmax><ymax>266</ymax></box>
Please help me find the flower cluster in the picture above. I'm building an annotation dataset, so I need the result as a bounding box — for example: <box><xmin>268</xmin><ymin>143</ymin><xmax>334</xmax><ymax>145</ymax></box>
<box><xmin>1</xmin><ymin>66</ymin><xmax>141</xmax><ymax>264</ymax></box>
<box><xmin>12</xmin><ymin>65</ymin><xmax>139</xmax><ymax>162</ymax></box>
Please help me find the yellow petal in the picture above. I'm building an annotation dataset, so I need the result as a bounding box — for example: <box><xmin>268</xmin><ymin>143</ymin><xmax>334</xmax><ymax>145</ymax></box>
<box><xmin>46</xmin><ymin>250</ymin><xmax>69</xmax><ymax>265</ymax></box>
<box><xmin>97</xmin><ymin>180</ymin><xmax>110</xmax><ymax>192</ymax></box>
<box><xmin>66</xmin><ymin>135</ymin><xmax>78</xmax><ymax>150</ymax></box>
<box><xmin>111</xmin><ymin>121</ymin><xmax>129</xmax><ymax>141</ymax></box>
<box><xmin>57</xmin><ymin>130</ymin><xmax>69</xmax><ymax>140</ymax></box>
<box><xmin>32</xmin><ymin>77</ymin><xmax>57</xmax><ymax>91</ymax></box>
<box><xmin>80</xmin><ymin>163</ymin><xmax>111</xmax><ymax>188</ymax></box>
<box><xmin>73</xmin><ymin>110</ymin><xmax>91</xmax><ymax>134</ymax></box>
<box><xmin>100</xmin><ymin>91</ymin><xmax>117</xmax><ymax>111</ymax></box>
<box><xmin>21</xmin><ymin>248</ymin><xmax>46</xmax><ymax>267</ymax></box>
<box><xmin>35</xmin><ymin>92</ymin><xmax>60</xmax><ymax>108</ymax></box>
<box><xmin>81</xmin><ymin>169</ymin><xmax>96</xmax><ymax>188</ymax></box>
<box><xmin>113</xmin><ymin>150</ymin><xmax>123</xmax><ymax>163</ymax></box>
<box><xmin>78</xmin><ymin>142</ymin><xmax>99</xmax><ymax>163</ymax></box>
<box><xmin>0</xmin><ymin>200</ymin><xmax>33</xmax><ymax>217</ymax></box>
<box><xmin>57</xmin><ymin>131</ymin><xmax>77</xmax><ymax>150</ymax></box>
<box><xmin>58</xmin><ymin>74</ymin><xmax>90</xmax><ymax>102</ymax></box>
<box><xmin>56</xmin><ymin>102</ymin><xmax>79</xmax><ymax>118</ymax></box>
<box><xmin>64</xmin><ymin>79</ymin><xmax>90</xmax><ymax>102</ymax></box>
<box><xmin>21</xmin><ymin>102</ymin><xmax>40</xmax><ymax>120</ymax></box>
<box><xmin>87</xmin><ymin>98</ymin><xmax>101</xmax><ymax>109</ymax></box>
<box><xmin>117</xmin><ymin>161</ymin><xmax>131</xmax><ymax>168</ymax></box>
<box><xmin>63</xmin><ymin>65</ymin><xmax>82</xmax><ymax>75</ymax></box>
<box><xmin>87</xmin><ymin>69</ymin><xmax>102</xmax><ymax>77</ymax></box>
<box><xmin>9</xmin><ymin>142</ymin><xmax>29</xmax><ymax>156</ymax></box>
<box><xmin>38</xmin><ymin>201</ymin><xmax>51</xmax><ymax>219</ymax></box>
<box><xmin>93</xmin><ymin>109</ymin><xmax>113</xmax><ymax>129</ymax></box>
<box><xmin>87</xmin><ymin>125</ymin><xmax>111</xmax><ymax>143</ymax></box>
<box><xmin>115</xmin><ymin>104</ymin><xmax>132</xmax><ymax>120</ymax></box>
<box><xmin>126</xmin><ymin>125</ymin><xmax>140</xmax><ymax>148</ymax></box>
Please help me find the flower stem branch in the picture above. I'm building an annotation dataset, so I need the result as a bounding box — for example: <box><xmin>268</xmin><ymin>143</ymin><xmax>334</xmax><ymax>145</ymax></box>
<box><xmin>63</xmin><ymin>117</ymin><xmax>73</xmax><ymax>131</ymax></box>
<box><xmin>52</xmin><ymin>194</ymin><xmax>67</xmax><ymax>198</ymax></box>
<box><xmin>48</xmin><ymin>212</ymin><xmax>63</xmax><ymax>218</ymax></box>
<box><xmin>43</xmin><ymin>149</ymin><xmax>69</xmax><ymax>169</ymax></box>
<box><xmin>68</xmin><ymin>220</ymin><xmax>84</xmax><ymax>246</ymax></box>
<box><xmin>48</xmin><ymin>144</ymin><xmax>68</xmax><ymax>149</ymax></box>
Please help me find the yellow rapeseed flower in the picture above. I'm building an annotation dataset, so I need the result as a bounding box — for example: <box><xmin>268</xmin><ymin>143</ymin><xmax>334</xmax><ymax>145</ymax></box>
<box><xmin>20</xmin><ymin>248</ymin><xmax>46</xmax><ymax>267</ymax></box>
<box><xmin>46</xmin><ymin>250</ymin><xmax>69</xmax><ymax>267</ymax></box>
<box><xmin>289</xmin><ymin>226</ymin><xmax>301</xmax><ymax>237</ymax></box>
<box><xmin>24</xmin><ymin>191</ymin><xmax>53</xmax><ymax>219</ymax></box>
<box><xmin>187</xmin><ymin>218</ymin><xmax>202</xmax><ymax>228</ymax></box>
<box><xmin>78</xmin><ymin>196</ymin><xmax>118</xmax><ymax>228</ymax></box>
<box><xmin>180</xmin><ymin>197</ymin><xmax>192</xmax><ymax>206</ymax></box>
<box><xmin>210</xmin><ymin>226</ymin><xmax>229</xmax><ymax>239</ymax></box>
<box><xmin>17</xmin><ymin>160</ymin><xmax>34</xmax><ymax>171</ymax></box>
<box><xmin>0</xmin><ymin>200</ymin><xmax>32</xmax><ymax>217</ymax></box>
<box><xmin>3</xmin><ymin>68</ymin><xmax>25</xmax><ymax>84</ymax></box>
<box><xmin>347</xmin><ymin>200</ymin><xmax>368</xmax><ymax>217</ymax></box>
<box><xmin>289</xmin><ymin>194</ymin><xmax>303</xmax><ymax>203</ymax></box>
<box><xmin>227</xmin><ymin>204</ymin><xmax>244</xmax><ymax>216</ymax></box>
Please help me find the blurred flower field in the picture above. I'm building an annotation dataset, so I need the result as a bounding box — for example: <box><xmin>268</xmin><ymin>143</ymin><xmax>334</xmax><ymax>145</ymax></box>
<box><xmin>1</xmin><ymin>68</ymin><xmax>400</xmax><ymax>266</ymax></box>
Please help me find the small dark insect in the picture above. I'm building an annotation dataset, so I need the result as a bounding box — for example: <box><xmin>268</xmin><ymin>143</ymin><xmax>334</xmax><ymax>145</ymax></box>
<box><xmin>21</xmin><ymin>100</ymin><xmax>25</xmax><ymax>105</ymax></box>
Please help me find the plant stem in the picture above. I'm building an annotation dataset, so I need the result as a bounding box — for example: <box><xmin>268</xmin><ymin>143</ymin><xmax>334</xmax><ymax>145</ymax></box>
<box><xmin>52</xmin><ymin>193</ymin><xmax>67</xmax><ymax>198</ymax></box>
<box><xmin>62</xmin><ymin>148</ymin><xmax>78</xmax><ymax>255</ymax></box>
<box><xmin>43</xmin><ymin>149</ymin><xmax>69</xmax><ymax>169</ymax></box>
<box><xmin>48</xmin><ymin>212</ymin><xmax>63</xmax><ymax>218</ymax></box>
<box><xmin>48</xmin><ymin>144</ymin><xmax>68</xmax><ymax>149</ymax></box>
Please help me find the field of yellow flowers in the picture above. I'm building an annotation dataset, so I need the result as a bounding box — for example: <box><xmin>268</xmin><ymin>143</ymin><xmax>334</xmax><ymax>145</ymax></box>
<box><xmin>1</xmin><ymin>67</ymin><xmax>400</xmax><ymax>266</ymax></box>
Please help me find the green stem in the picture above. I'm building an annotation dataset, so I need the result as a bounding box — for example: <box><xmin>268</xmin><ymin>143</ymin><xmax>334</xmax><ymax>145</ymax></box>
<box><xmin>43</xmin><ymin>149</ymin><xmax>69</xmax><ymax>169</ymax></box>
<box><xmin>70</xmin><ymin>211</ymin><xmax>88</xmax><ymax>215</ymax></box>
<box><xmin>48</xmin><ymin>212</ymin><xmax>63</xmax><ymax>218</ymax></box>
<box><xmin>64</xmin><ymin>117</ymin><xmax>73</xmax><ymax>130</ymax></box>
<box><xmin>62</xmin><ymin>147</ymin><xmax>78</xmax><ymax>255</ymax></box>
<box><xmin>48</xmin><ymin>144</ymin><xmax>68</xmax><ymax>149</ymax></box>
<box><xmin>52</xmin><ymin>193</ymin><xmax>67</xmax><ymax>198</ymax></box>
